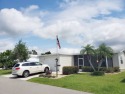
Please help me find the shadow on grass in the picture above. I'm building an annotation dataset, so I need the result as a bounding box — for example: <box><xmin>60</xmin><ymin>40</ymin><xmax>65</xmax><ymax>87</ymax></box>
<box><xmin>121</xmin><ymin>78</ymin><xmax>125</xmax><ymax>83</ymax></box>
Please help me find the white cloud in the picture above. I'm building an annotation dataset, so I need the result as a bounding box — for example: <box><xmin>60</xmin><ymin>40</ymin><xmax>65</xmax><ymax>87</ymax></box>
<box><xmin>0</xmin><ymin>7</ymin><xmax>43</xmax><ymax>36</ymax></box>
<box><xmin>0</xmin><ymin>39</ymin><xmax>15</xmax><ymax>52</ymax></box>
<box><xmin>0</xmin><ymin>0</ymin><xmax>125</xmax><ymax>52</ymax></box>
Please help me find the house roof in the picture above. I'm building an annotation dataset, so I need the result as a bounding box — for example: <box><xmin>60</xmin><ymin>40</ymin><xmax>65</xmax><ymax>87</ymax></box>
<box><xmin>39</xmin><ymin>53</ymin><xmax>81</xmax><ymax>57</ymax></box>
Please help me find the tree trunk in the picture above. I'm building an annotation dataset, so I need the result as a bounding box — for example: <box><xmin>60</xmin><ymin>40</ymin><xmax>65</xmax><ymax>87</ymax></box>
<box><xmin>105</xmin><ymin>56</ymin><xmax>108</xmax><ymax>69</ymax></box>
<box><xmin>87</xmin><ymin>56</ymin><xmax>96</xmax><ymax>71</ymax></box>
<box><xmin>98</xmin><ymin>59</ymin><xmax>104</xmax><ymax>71</ymax></box>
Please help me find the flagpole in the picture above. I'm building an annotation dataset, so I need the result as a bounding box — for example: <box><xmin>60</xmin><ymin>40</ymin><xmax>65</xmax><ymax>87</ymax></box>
<box><xmin>56</xmin><ymin>35</ymin><xmax>61</xmax><ymax>77</ymax></box>
<box><xmin>56</xmin><ymin>35</ymin><xmax>58</xmax><ymax>77</ymax></box>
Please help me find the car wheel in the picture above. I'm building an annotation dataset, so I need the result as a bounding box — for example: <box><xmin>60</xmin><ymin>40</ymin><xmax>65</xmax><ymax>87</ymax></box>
<box><xmin>44</xmin><ymin>67</ymin><xmax>49</xmax><ymax>73</ymax></box>
<box><xmin>23</xmin><ymin>71</ymin><xmax>29</xmax><ymax>78</ymax></box>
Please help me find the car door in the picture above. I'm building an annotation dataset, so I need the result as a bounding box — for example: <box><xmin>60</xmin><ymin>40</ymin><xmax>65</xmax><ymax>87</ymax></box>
<box><xmin>29</xmin><ymin>62</ymin><xmax>38</xmax><ymax>73</ymax></box>
<box><xmin>35</xmin><ymin>62</ymin><xmax>42</xmax><ymax>72</ymax></box>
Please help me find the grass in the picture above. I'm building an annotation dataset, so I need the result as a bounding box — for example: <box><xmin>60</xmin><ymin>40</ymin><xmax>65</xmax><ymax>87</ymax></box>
<box><xmin>0</xmin><ymin>69</ymin><xmax>11</xmax><ymax>75</ymax></box>
<box><xmin>29</xmin><ymin>72</ymin><xmax>125</xmax><ymax>94</ymax></box>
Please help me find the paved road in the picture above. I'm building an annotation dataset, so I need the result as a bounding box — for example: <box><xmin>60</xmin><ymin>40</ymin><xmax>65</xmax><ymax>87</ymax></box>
<box><xmin>0</xmin><ymin>77</ymin><xmax>91</xmax><ymax>94</ymax></box>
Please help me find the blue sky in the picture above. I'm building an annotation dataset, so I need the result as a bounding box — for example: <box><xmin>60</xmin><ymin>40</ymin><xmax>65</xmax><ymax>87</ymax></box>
<box><xmin>0</xmin><ymin>0</ymin><xmax>125</xmax><ymax>54</ymax></box>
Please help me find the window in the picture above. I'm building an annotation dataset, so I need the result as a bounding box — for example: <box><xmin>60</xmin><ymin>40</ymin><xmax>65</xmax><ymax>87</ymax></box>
<box><xmin>14</xmin><ymin>64</ymin><xmax>20</xmax><ymax>67</ymax></box>
<box><xmin>120</xmin><ymin>56</ymin><xmax>123</xmax><ymax>64</ymax></box>
<box><xmin>22</xmin><ymin>63</ymin><xmax>30</xmax><ymax>66</ymax></box>
<box><xmin>30</xmin><ymin>62</ymin><xmax>37</xmax><ymax>66</ymax></box>
<box><xmin>35</xmin><ymin>62</ymin><xmax>42</xmax><ymax>66</ymax></box>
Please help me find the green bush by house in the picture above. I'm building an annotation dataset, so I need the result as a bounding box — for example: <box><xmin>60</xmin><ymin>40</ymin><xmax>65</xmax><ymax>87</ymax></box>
<box><xmin>82</xmin><ymin>66</ymin><xmax>93</xmax><ymax>72</ymax></box>
<box><xmin>91</xmin><ymin>71</ymin><xmax>105</xmax><ymax>76</ymax></box>
<box><xmin>82</xmin><ymin>66</ymin><xmax>120</xmax><ymax>73</ymax></box>
<box><xmin>105</xmin><ymin>67</ymin><xmax>114</xmax><ymax>73</ymax></box>
<box><xmin>113</xmin><ymin>67</ymin><xmax>120</xmax><ymax>72</ymax></box>
<box><xmin>63</xmin><ymin>66</ymin><xmax>78</xmax><ymax>75</ymax></box>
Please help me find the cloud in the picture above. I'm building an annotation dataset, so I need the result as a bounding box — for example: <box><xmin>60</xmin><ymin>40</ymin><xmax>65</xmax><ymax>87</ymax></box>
<box><xmin>0</xmin><ymin>0</ymin><xmax>125</xmax><ymax>53</ymax></box>
<box><xmin>0</xmin><ymin>39</ymin><xmax>15</xmax><ymax>52</ymax></box>
<box><xmin>0</xmin><ymin>7</ymin><xmax>43</xmax><ymax>36</ymax></box>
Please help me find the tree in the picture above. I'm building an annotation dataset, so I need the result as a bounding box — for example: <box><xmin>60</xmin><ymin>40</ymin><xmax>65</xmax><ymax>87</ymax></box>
<box><xmin>96</xmin><ymin>43</ymin><xmax>113</xmax><ymax>71</ymax></box>
<box><xmin>32</xmin><ymin>50</ymin><xmax>38</xmax><ymax>55</ymax></box>
<box><xmin>45</xmin><ymin>51</ymin><xmax>51</xmax><ymax>54</ymax></box>
<box><xmin>80</xmin><ymin>44</ymin><xmax>96</xmax><ymax>71</ymax></box>
<box><xmin>0</xmin><ymin>50</ymin><xmax>14</xmax><ymax>69</ymax></box>
<box><xmin>13</xmin><ymin>40</ymin><xmax>29</xmax><ymax>62</ymax></box>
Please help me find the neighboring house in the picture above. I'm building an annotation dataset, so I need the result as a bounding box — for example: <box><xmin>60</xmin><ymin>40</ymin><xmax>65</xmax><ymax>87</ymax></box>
<box><xmin>113</xmin><ymin>50</ymin><xmax>125</xmax><ymax>71</ymax></box>
<box><xmin>27</xmin><ymin>55</ymin><xmax>39</xmax><ymax>62</ymax></box>
<box><xmin>39</xmin><ymin>54</ymin><xmax>113</xmax><ymax>74</ymax></box>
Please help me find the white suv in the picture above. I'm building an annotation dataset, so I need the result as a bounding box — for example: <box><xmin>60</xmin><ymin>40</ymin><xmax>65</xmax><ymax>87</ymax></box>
<box><xmin>12</xmin><ymin>62</ymin><xmax>50</xmax><ymax>77</ymax></box>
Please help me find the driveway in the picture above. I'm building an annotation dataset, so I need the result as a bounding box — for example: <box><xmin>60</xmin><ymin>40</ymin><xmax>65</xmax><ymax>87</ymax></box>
<box><xmin>0</xmin><ymin>77</ymin><xmax>91</xmax><ymax>94</ymax></box>
<box><xmin>1</xmin><ymin>74</ymin><xmax>40</xmax><ymax>80</ymax></box>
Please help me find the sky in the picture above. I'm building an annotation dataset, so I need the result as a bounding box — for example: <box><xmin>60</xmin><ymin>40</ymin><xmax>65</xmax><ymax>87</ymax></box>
<box><xmin>0</xmin><ymin>0</ymin><xmax>125</xmax><ymax>54</ymax></box>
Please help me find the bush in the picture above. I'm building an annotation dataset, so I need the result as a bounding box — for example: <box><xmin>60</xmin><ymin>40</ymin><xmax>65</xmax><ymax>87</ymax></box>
<box><xmin>113</xmin><ymin>67</ymin><xmax>120</xmax><ymax>72</ymax></box>
<box><xmin>105</xmin><ymin>68</ymin><xmax>114</xmax><ymax>73</ymax></box>
<box><xmin>98</xmin><ymin>67</ymin><xmax>107</xmax><ymax>72</ymax></box>
<box><xmin>82</xmin><ymin>66</ymin><xmax>93</xmax><ymax>72</ymax></box>
<box><xmin>63</xmin><ymin>66</ymin><xmax>78</xmax><ymax>75</ymax></box>
<box><xmin>91</xmin><ymin>71</ymin><xmax>105</xmax><ymax>76</ymax></box>
<box><xmin>0</xmin><ymin>63</ymin><xmax>2</xmax><ymax>68</ymax></box>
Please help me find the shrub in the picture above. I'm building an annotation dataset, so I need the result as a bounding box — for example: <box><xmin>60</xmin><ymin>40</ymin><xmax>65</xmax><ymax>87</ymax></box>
<box><xmin>91</xmin><ymin>71</ymin><xmax>105</xmax><ymax>76</ymax></box>
<box><xmin>82</xmin><ymin>66</ymin><xmax>93</xmax><ymax>72</ymax></box>
<box><xmin>63</xmin><ymin>66</ymin><xmax>78</xmax><ymax>75</ymax></box>
<box><xmin>105</xmin><ymin>67</ymin><xmax>114</xmax><ymax>73</ymax></box>
<box><xmin>113</xmin><ymin>67</ymin><xmax>120</xmax><ymax>72</ymax></box>
<box><xmin>99</xmin><ymin>67</ymin><xmax>107</xmax><ymax>72</ymax></box>
<box><xmin>0</xmin><ymin>63</ymin><xmax>2</xmax><ymax>68</ymax></box>
<box><xmin>121</xmin><ymin>78</ymin><xmax>125</xmax><ymax>83</ymax></box>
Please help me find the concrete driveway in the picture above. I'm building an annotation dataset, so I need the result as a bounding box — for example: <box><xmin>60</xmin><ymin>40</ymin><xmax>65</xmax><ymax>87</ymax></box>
<box><xmin>0</xmin><ymin>76</ymin><xmax>91</xmax><ymax>94</ymax></box>
<box><xmin>1</xmin><ymin>74</ymin><xmax>40</xmax><ymax>80</ymax></box>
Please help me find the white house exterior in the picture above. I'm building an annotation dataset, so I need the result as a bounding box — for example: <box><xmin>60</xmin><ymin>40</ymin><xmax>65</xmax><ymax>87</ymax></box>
<box><xmin>38</xmin><ymin>52</ymin><xmax>125</xmax><ymax>74</ymax></box>
<box><xmin>39</xmin><ymin>54</ymin><xmax>74</xmax><ymax>74</ymax></box>
<box><xmin>113</xmin><ymin>51</ymin><xmax>125</xmax><ymax>71</ymax></box>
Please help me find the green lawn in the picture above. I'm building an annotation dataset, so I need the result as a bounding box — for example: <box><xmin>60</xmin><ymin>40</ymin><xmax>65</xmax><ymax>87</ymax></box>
<box><xmin>0</xmin><ymin>69</ymin><xmax>11</xmax><ymax>75</ymax></box>
<box><xmin>29</xmin><ymin>72</ymin><xmax>125</xmax><ymax>94</ymax></box>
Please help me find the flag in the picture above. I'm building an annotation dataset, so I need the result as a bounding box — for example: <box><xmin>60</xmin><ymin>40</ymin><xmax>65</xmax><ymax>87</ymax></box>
<box><xmin>56</xmin><ymin>35</ymin><xmax>61</xmax><ymax>49</ymax></box>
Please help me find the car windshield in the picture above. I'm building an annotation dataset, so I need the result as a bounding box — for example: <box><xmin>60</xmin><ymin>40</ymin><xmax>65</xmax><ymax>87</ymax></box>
<box><xmin>14</xmin><ymin>64</ymin><xmax>20</xmax><ymax>67</ymax></box>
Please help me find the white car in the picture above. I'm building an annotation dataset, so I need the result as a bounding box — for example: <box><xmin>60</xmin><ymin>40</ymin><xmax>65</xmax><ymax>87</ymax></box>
<box><xmin>12</xmin><ymin>62</ymin><xmax>50</xmax><ymax>77</ymax></box>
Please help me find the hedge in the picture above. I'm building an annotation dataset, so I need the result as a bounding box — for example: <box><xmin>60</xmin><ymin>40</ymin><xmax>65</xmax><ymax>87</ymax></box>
<box><xmin>82</xmin><ymin>66</ymin><xmax>93</xmax><ymax>72</ymax></box>
<box><xmin>113</xmin><ymin>67</ymin><xmax>120</xmax><ymax>72</ymax></box>
<box><xmin>82</xmin><ymin>66</ymin><xmax>120</xmax><ymax>73</ymax></box>
<box><xmin>105</xmin><ymin>67</ymin><xmax>114</xmax><ymax>73</ymax></box>
<box><xmin>63</xmin><ymin>66</ymin><xmax>78</xmax><ymax>75</ymax></box>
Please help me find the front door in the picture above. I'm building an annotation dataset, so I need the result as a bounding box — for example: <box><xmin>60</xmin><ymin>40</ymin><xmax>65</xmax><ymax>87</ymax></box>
<box><xmin>78</xmin><ymin>58</ymin><xmax>84</xmax><ymax>71</ymax></box>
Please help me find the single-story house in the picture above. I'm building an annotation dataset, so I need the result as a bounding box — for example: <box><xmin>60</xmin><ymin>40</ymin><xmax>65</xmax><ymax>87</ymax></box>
<box><xmin>29</xmin><ymin>50</ymin><xmax>125</xmax><ymax>74</ymax></box>
<box><xmin>39</xmin><ymin>54</ymin><xmax>113</xmax><ymax>74</ymax></box>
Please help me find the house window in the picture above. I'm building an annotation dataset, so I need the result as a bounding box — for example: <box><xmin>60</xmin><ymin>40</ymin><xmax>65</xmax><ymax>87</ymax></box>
<box><xmin>120</xmin><ymin>56</ymin><xmax>123</xmax><ymax>64</ymax></box>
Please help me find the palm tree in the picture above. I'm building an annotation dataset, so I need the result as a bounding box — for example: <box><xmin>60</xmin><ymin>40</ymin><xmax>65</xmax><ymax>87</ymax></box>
<box><xmin>80</xmin><ymin>44</ymin><xmax>96</xmax><ymax>71</ymax></box>
<box><xmin>97</xmin><ymin>43</ymin><xmax>113</xmax><ymax>71</ymax></box>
